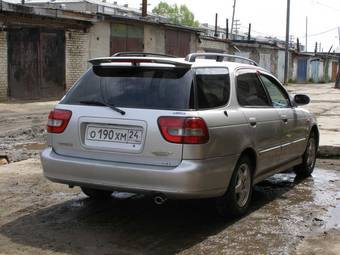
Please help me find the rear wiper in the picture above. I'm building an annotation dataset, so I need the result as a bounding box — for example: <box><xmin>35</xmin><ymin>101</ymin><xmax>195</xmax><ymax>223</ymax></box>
<box><xmin>79</xmin><ymin>100</ymin><xmax>126</xmax><ymax>115</ymax></box>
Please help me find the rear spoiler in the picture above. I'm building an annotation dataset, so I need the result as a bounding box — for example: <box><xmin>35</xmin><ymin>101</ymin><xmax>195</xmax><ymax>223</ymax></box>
<box><xmin>89</xmin><ymin>57</ymin><xmax>191</xmax><ymax>68</ymax></box>
<box><xmin>112</xmin><ymin>52</ymin><xmax>177</xmax><ymax>58</ymax></box>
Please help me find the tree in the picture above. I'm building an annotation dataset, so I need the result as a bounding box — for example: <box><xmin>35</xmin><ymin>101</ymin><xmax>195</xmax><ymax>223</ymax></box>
<box><xmin>152</xmin><ymin>2</ymin><xmax>199</xmax><ymax>27</ymax></box>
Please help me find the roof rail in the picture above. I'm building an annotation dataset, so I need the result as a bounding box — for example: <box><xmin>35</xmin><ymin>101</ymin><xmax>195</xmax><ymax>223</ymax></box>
<box><xmin>185</xmin><ymin>53</ymin><xmax>258</xmax><ymax>66</ymax></box>
<box><xmin>89</xmin><ymin>57</ymin><xmax>191</xmax><ymax>67</ymax></box>
<box><xmin>112</xmin><ymin>52</ymin><xmax>177</xmax><ymax>58</ymax></box>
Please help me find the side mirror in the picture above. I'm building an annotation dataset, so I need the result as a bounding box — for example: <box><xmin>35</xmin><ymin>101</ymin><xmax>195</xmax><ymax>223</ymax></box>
<box><xmin>294</xmin><ymin>94</ymin><xmax>310</xmax><ymax>106</ymax></box>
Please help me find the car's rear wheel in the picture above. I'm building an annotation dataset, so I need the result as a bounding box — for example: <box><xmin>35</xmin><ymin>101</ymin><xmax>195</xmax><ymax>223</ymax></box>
<box><xmin>215</xmin><ymin>155</ymin><xmax>253</xmax><ymax>217</ymax></box>
<box><xmin>81</xmin><ymin>187</ymin><xmax>113</xmax><ymax>199</ymax></box>
<box><xmin>294</xmin><ymin>132</ymin><xmax>317</xmax><ymax>178</ymax></box>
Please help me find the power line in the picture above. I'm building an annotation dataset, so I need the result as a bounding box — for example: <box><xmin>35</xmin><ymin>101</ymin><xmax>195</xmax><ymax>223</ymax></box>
<box><xmin>300</xmin><ymin>26</ymin><xmax>338</xmax><ymax>38</ymax></box>
<box><xmin>315</xmin><ymin>1</ymin><xmax>340</xmax><ymax>12</ymax></box>
<box><xmin>239</xmin><ymin>25</ymin><xmax>285</xmax><ymax>39</ymax></box>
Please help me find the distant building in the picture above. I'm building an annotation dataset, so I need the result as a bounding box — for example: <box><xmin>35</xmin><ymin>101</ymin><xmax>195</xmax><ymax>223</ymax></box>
<box><xmin>0</xmin><ymin>0</ymin><xmax>338</xmax><ymax>101</ymax></box>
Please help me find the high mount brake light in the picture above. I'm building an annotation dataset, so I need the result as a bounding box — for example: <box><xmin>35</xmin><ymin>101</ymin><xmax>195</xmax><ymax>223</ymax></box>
<box><xmin>47</xmin><ymin>109</ymin><xmax>72</xmax><ymax>134</ymax></box>
<box><xmin>158</xmin><ymin>117</ymin><xmax>209</xmax><ymax>144</ymax></box>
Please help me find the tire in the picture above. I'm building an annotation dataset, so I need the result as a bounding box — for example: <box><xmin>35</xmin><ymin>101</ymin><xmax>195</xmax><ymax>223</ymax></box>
<box><xmin>215</xmin><ymin>156</ymin><xmax>253</xmax><ymax>217</ymax></box>
<box><xmin>294</xmin><ymin>132</ymin><xmax>317</xmax><ymax>178</ymax></box>
<box><xmin>81</xmin><ymin>187</ymin><xmax>113</xmax><ymax>199</ymax></box>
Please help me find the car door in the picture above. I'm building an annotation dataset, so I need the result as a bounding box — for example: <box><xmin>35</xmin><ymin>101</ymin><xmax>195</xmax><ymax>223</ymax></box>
<box><xmin>235</xmin><ymin>69</ymin><xmax>283</xmax><ymax>177</ymax></box>
<box><xmin>190</xmin><ymin>67</ymin><xmax>249</xmax><ymax>159</ymax></box>
<box><xmin>258</xmin><ymin>72</ymin><xmax>308</xmax><ymax>163</ymax></box>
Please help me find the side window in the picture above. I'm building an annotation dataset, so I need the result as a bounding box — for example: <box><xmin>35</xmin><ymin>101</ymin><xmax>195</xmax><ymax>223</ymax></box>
<box><xmin>195</xmin><ymin>68</ymin><xmax>230</xmax><ymax>109</ymax></box>
<box><xmin>236</xmin><ymin>72</ymin><xmax>270</xmax><ymax>107</ymax></box>
<box><xmin>259</xmin><ymin>74</ymin><xmax>290</xmax><ymax>108</ymax></box>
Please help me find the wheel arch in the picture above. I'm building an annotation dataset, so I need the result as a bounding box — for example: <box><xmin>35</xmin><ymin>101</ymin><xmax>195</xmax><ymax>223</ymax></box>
<box><xmin>239</xmin><ymin>147</ymin><xmax>257</xmax><ymax>176</ymax></box>
<box><xmin>310</xmin><ymin>125</ymin><xmax>319</xmax><ymax>148</ymax></box>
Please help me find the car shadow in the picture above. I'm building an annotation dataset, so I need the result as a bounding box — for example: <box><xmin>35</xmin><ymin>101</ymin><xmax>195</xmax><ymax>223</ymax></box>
<box><xmin>0</xmin><ymin>173</ymin><xmax>308</xmax><ymax>255</ymax></box>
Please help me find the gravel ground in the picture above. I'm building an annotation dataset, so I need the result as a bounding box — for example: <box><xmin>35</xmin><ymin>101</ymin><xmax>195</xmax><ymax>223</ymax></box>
<box><xmin>0</xmin><ymin>159</ymin><xmax>339</xmax><ymax>255</ymax></box>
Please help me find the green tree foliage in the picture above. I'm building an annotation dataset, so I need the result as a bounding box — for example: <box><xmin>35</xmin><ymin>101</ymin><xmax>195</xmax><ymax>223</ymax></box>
<box><xmin>152</xmin><ymin>2</ymin><xmax>199</xmax><ymax>27</ymax></box>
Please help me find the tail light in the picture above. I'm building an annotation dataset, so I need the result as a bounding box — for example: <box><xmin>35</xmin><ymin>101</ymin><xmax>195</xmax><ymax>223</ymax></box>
<box><xmin>47</xmin><ymin>109</ymin><xmax>72</xmax><ymax>133</ymax></box>
<box><xmin>158</xmin><ymin>117</ymin><xmax>209</xmax><ymax>144</ymax></box>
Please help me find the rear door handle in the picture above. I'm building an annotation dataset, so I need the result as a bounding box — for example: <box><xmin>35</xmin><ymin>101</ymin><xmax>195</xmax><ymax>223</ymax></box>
<box><xmin>281</xmin><ymin>114</ymin><xmax>288</xmax><ymax>123</ymax></box>
<box><xmin>249</xmin><ymin>117</ymin><xmax>257</xmax><ymax>127</ymax></box>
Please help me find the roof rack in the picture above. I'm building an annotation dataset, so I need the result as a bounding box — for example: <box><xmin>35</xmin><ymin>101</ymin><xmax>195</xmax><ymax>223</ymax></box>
<box><xmin>112</xmin><ymin>52</ymin><xmax>177</xmax><ymax>58</ymax></box>
<box><xmin>185</xmin><ymin>53</ymin><xmax>258</xmax><ymax>66</ymax></box>
<box><xmin>89</xmin><ymin>57</ymin><xmax>191</xmax><ymax>67</ymax></box>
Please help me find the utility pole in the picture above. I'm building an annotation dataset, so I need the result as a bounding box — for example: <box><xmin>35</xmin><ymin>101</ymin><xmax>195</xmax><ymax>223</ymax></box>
<box><xmin>231</xmin><ymin>0</ymin><xmax>237</xmax><ymax>39</ymax></box>
<box><xmin>248</xmin><ymin>23</ymin><xmax>251</xmax><ymax>41</ymax></box>
<box><xmin>214</xmin><ymin>13</ymin><xmax>218</xmax><ymax>37</ymax></box>
<box><xmin>226</xmin><ymin>19</ymin><xmax>229</xmax><ymax>39</ymax></box>
<box><xmin>284</xmin><ymin>0</ymin><xmax>291</xmax><ymax>84</ymax></box>
<box><xmin>314</xmin><ymin>42</ymin><xmax>317</xmax><ymax>53</ymax></box>
<box><xmin>305</xmin><ymin>16</ymin><xmax>308</xmax><ymax>51</ymax></box>
<box><xmin>141</xmin><ymin>0</ymin><xmax>147</xmax><ymax>17</ymax></box>
<box><xmin>233</xmin><ymin>19</ymin><xmax>240</xmax><ymax>37</ymax></box>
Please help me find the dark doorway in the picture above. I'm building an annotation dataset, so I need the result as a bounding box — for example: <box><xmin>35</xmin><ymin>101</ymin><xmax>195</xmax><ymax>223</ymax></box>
<box><xmin>8</xmin><ymin>27</ymin><xmax>65</xmax><ymax>100</ymax></box>
<box><xmin>165</xmin><ymin>29</ymin><xmax>191</xmax><ymax>57</ymax></box>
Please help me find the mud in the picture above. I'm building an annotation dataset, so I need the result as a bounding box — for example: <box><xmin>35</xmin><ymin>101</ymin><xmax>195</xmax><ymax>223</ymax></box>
<box><xmin>0</xmin><ymin>159</ymin><xmax>339</xmax><ymax>255</ymax></box>
<box><xmin>0</xmin><ymin>101</ymin><xmax>55</xmax><ymax>162</ymax></box>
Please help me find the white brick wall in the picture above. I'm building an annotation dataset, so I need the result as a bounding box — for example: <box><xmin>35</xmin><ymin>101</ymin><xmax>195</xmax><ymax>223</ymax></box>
<box><xmin>0</xmin><ymin>31</ymin><xmax>8</xmax><ymax>101</ymax></box>
<box><xmin>65</xmin><ymin>30</ymin><xmax>90</xmax><ymax>90</ymax></box>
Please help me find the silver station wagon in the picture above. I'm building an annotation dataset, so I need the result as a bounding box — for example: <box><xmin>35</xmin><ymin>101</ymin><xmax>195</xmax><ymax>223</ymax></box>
<box><xmin>41</xmin><ymin>52</ymin><xmax>319</xmax><ymax>217</ymax></box>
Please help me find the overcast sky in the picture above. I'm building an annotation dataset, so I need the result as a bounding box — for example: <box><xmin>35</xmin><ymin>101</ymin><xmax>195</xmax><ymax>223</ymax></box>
<box><xmin>121</xmin><ymin>0</ymin><xmax>340</xmax><ymax>52</ymax></box>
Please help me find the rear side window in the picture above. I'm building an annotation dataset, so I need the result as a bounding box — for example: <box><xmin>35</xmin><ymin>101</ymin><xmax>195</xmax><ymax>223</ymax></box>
<box><xmin>195</xmin><ymin>68</ymin><xmax>230</xmax><ymax>109</ymax></box>
<box><xmin>61</xmin><ymin>66</ymin><xmax>194</xmax><ymax>110</ymax></box>
<box><xmin>236</xmin><ymin>72</ymin><xmax>270</xmax><ymax>107</ymax></box>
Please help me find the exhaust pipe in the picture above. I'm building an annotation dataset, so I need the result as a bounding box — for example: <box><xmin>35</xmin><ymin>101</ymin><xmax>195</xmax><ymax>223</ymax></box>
<box><xmin>154</xmin><ymin>194</ymin><xmax>167</xmax><ymax>205</ymax></box>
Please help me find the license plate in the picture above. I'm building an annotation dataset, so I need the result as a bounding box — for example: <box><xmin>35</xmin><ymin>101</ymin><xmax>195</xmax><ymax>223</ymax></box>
<box><xmin>86</xmin><ymin>125</ymin><xmax>143</xmax><ymax>144</ymax></box>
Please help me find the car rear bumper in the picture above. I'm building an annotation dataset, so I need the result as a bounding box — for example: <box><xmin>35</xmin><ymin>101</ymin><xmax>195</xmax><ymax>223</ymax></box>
<box><xmin>41</xmin><ymin>147</ymin><xmax>238</xmax><ymax>199</ymax></box>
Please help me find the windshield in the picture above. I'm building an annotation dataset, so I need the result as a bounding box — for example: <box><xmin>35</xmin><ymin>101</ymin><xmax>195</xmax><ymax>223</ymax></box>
<box><xmin>61</xmin><ymin>66</ymin><xmax>194</xmax><ymax>110</ymax></box>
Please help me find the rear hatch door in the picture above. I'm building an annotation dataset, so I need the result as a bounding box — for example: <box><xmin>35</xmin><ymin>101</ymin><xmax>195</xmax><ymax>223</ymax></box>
<box><xmin>51</xmin><ymin>64</ymin><xmax>194</xmax><ymax>167</ymax></box>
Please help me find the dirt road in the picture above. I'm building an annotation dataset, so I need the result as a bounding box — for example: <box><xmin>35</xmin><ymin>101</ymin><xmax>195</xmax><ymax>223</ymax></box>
<box><xmin>0</xmin><ymin>101</ymin><xmax>56</xmax><ymax>162</ymax></box>
<box><xmin>0</xmin><ymin>159</ymin><xmax>339</xmax><ymax>255</ymax></box>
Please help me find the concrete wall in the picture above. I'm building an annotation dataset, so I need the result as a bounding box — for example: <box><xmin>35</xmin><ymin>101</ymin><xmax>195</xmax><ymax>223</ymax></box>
<box><xmin>88</xmin><ymin>21</ymin><xmax>110</xmax><ymax>61</ymax></box>
<box><xmin>65</xmin><ymin>30</ymin><xmax>90</xmax><ymax>90</ymax></box>
<box><xmin>189</xmin><ymin>33</ymin><xmax>198</xmax><ymax>53</ymax></box>
<box><xmin>276</xmin><ymin>50</ymin><xmax>285</xmax><ymax>82</ymax></box>
<box><xmin>198</xmin><ymin>37</ymin><xmax>229</xmax><ymax>53</ymax></box>
<box><xmin>230</xmin><ymin>43</ymin><xmax>281</xmax><ymax>79</ymax></box>
<box><xmin>0</xmin><ymin>31</ymin><xmax>8</xmax><ymax>101</ymax></box>
<box><xmin>144</xmin><ymin>24</ymin><xmax>165</xmax><ymax>54</ymax></box>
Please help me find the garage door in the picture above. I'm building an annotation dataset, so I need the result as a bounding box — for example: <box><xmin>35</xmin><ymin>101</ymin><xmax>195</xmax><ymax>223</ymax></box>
<box><xmin>165</xmin><ymin>30</ymin><xmax>191</xmax><ymax>57</ymax></box>
<box><xmin>110</xmin><ymin>24</ymin><xmax>144</xmax><ymax>54</ymax></box>
<box><xmin>8</xmin><ymin>28</ymin><xmax>65</xmax><ymax>100</ymax></box>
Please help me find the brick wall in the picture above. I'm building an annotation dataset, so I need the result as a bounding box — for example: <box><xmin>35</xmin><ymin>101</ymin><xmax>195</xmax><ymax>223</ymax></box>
<box><xmin>65</xmin><ymin>30</ymin><xmax>89</xmax><ymax>90</ymax></box>
<box><xmin>0</xmin><ymin>31</ymin><xmax>8</xmax><ymax>101</ymax></box>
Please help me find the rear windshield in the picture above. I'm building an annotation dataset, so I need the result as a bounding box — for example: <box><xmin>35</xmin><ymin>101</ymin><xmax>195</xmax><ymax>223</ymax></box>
<box><xmin>61</xmin><ymin>66</ymin><xmax>194</xmax><ymax>110</ymax></box>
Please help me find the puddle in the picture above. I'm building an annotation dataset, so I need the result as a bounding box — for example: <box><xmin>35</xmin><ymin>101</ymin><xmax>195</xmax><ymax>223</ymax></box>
<box><xmin>326</xmin><ymin>193</ymin><xmax>340</xmax><ymax>229</ymax></box>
